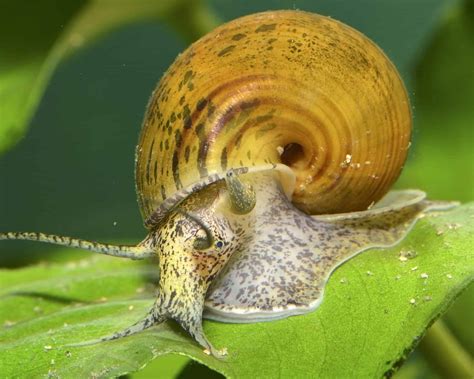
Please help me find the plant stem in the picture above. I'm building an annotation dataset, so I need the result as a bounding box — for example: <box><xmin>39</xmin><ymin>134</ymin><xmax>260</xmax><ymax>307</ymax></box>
<box><xmin>419</xmin><ymin>320</ymin><xmax>473</xmax><ymax>378</ymax></box>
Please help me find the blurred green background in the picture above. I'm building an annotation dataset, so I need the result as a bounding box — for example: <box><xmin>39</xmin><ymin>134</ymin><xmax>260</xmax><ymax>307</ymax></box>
<box><xmin>0</xmin><ymin>0</ymin><xmax>472</xmax><ymax>377</ymax></box>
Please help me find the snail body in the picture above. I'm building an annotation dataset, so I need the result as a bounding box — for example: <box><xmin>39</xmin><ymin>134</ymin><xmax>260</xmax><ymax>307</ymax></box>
<box><xmin>0</xmin><ymin>10</ymin><xmax>456</xmax><ymax>357</ymax></box>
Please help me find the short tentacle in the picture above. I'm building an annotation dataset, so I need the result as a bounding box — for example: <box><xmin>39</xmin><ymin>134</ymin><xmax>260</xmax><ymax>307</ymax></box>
<box><xmin>177</xmin><ymin>209</ymin><xmax>215</xmax><ymax>249</ymax></box>
<box><xmin>144</xmin><ymin>163</ymin><xmax>282</xmax><ymax>229</ymax></box>
<box><xmin>225</xmin><ymin>171</ymin><xmax>256</xmax><ymax>215</ymax></box>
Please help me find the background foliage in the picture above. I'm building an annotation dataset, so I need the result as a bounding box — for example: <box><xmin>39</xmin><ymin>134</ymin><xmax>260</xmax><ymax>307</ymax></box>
<box><xmin>0</xmin><ymin>0</ymin><xmax>472</xmax><ymax>377</ymax></box>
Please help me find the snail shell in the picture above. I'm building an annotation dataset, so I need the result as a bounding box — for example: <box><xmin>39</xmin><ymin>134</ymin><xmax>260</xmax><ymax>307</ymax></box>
<box><xmin>135</xmin><ymin>10</ymin><xmax>411</xmax><ymax>218</ymax></box>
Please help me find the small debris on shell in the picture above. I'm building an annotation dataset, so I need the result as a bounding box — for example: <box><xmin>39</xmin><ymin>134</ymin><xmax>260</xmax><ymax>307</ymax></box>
<box><xmin>420</xmin><ymin>273</ymin><xmax>429</xmax><ymax>279</ymax></box>
<box><xmin>340</xmin><ymin>154</ymin><xmax>352</xmax><ymax>168</ymax></box>
<box><xmin>276</xmin><ymin>146</ymin><xmax>284</xmax><ymax>155</ymax></box>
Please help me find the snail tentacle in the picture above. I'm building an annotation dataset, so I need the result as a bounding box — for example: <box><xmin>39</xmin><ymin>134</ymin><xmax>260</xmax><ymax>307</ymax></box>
<box><xmin>225</xmin><ymin>170</ymin><xmax>256</xmax><ymax>215</ymax></box>
<box><xmin>144</xmin><ymin>163</ymin><xmax>285</xmax><ymax>229</ymax></box>
<box><xmin>176</xmin><ymin>209</ymin><xmax>215</xmax><ymax>249</ymax></box>
<box><xmin>0</xmin><ymin>232</ymin><xmax>154</xmax><ymax>260</ymax></box>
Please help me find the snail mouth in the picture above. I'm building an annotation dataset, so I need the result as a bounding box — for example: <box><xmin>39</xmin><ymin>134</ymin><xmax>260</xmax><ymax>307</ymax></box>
<box><xmin>280</xmin><ymin>143</ymin><xmax>305</xmax><ymax>169</ymax></box>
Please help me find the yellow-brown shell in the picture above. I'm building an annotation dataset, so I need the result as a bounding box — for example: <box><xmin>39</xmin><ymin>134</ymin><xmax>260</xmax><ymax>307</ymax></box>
<box><xmin>135</xmin><ymin>10</ymin><xmax>411</xmax><ymax>220</ymax></box>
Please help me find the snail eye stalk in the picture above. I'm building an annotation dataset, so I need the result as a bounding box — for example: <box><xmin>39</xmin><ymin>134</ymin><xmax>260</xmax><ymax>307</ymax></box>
<box><xmin>178</xmin><ymin>210</ymin><xmax>215</xmax><ymax>250</ymax></box>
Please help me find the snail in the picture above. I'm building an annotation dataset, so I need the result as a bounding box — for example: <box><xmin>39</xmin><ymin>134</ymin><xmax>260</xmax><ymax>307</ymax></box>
<box><xmin>0</xmin><ymin>10</ymin><xmax>456</xmax><ymax>357</ymax></box>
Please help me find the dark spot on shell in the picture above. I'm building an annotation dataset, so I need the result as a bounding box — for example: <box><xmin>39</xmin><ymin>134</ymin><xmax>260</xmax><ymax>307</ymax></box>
<box><xmin>235</xmin><ymin>133</ymin><xmax>243</xmax><ymax>148</ymax></box>
<box><xmin>255</xmin><ymin>113</ymin><xmax>273</xmax><ymax>123</ymax></box>
<box><xmin>172</xmin><ymin>151</ymin><xmax>182</xmax><ymax>189</ymax></box>
<box><xmin>232</xmin><ymin>33</ymin><xmax>247</xmax><ymax>41</ymax></box>
<box><xmin>184</xmin><ymin>116</ymin><xmax>192</xmax><ymax>129</ymax></box>
<box><xmin>183</xmin><ymin>105</ymin><xmax>192</xmax><ymax>129</ymax></box>
<box><xmin>179</xmin><ymin>96</ymin><xmax>185</xmax><ymax>105</ymax></box>
<box><xmin>153</xmin><ymin>160</ymin><xmax>158</xmax><ymax>181</ymax></box>
<box><xmin>240</xmin><ymin>98</ymin><xmax>260</xmax><ymax>110</ymax></box>
<box><xmin>255</xmin><ymin>24</ymin><xmax>277</xmax><ymax>33</ymax></box>
<box><xmin>195</xmin><ymin>122</ymin><xmax>205</xmax><ymax>137</ymax></box>
<box><xmin>175</xmin><ymin>129</ymin><xmax>182</xmax><ymax>148</ymax></box>
<box><xmin>220</xmin><ymin>147</ymin><xmax>228</xmax><ymax>171</ymax></box>
<box><xmin>183</xmin><ymin>70</ymin><xmax>193</xmax><ymax>84</ymax></box>
<box><xmin>196</xmin><ymin>98</ymin><xmax>208</xmax><ymax>111</ymax></box>
<box><xmin>207</xmin><ymin>102</ymin><xmax>216</xmax><ymax>117</ymax></box>
<box><xmin>217</xmin><ymin>45</ymin><xmax>236</xmax><ymax>57</ymax></box>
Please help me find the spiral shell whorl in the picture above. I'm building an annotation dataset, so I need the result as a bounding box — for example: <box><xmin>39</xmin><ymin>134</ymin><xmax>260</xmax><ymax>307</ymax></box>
<box><xmin>135</xmin><ymin>10</ymin><xmax>411</xmax><ymax>220</ymax></box>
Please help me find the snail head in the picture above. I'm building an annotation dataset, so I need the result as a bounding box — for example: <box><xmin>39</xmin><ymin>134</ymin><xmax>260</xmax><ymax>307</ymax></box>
<box><xmin>147</xmin><ymin>180</ymin><xmax>245</xmax><ymax>354</ymax></box>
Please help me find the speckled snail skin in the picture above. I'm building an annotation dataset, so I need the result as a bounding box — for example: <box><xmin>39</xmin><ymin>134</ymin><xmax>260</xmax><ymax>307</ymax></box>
<box><xmin>0</xmin><ymin>10</ymin><xmax>456</xmax><ymax>357</ymax></box>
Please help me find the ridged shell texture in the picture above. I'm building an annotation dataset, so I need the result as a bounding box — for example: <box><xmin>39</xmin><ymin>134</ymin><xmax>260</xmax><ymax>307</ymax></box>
<box><xmin>135</xmin><ymin>10</ymin><xmax>411</xmax><ymax>220</ymax></box>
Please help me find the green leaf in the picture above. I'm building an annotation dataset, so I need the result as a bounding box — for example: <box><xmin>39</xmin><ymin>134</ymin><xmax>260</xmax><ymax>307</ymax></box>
<box><xmin>0</xmin><ymin>0</ymin><xmax>218</xmax><ymax>154</ymax></box>
<box><xmin>1</xmin><ymin>203</ymin><xmax>472</xmax><ymax>378</ymax></box>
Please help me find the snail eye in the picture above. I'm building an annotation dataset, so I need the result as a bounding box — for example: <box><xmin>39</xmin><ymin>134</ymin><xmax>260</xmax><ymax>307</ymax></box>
<box><xmin>215</xmin><ymin>240</ymin><xmax>224</xmax><ymax>249</ymax></box>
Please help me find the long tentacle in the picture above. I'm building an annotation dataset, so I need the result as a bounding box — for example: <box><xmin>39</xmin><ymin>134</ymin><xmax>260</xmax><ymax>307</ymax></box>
<box><xmin>0</xmin><ymin>232</ymin><xmax>154</xmax><ymax>260</ymax></box>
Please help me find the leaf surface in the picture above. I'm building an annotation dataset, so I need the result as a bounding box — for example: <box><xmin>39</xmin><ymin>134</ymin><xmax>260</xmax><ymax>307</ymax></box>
<box><xmin>1</xmin><ymin>204</ymin><xmax>472</xmax><ymax>378</ymax></box>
